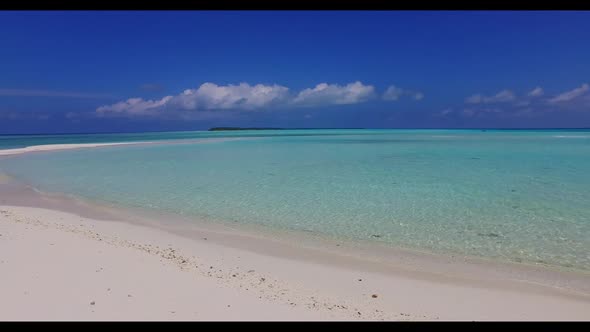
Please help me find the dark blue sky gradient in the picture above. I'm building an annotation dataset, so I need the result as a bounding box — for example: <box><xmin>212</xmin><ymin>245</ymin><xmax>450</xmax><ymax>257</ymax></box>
<box><xmin>1</xmin><ymin>11</ymin><xmax>589</xmax><ymax>133</ymax></box>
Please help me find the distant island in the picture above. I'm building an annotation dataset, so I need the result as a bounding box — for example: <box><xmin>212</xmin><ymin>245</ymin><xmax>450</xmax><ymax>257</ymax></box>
<box><xmin>208</xmin><ymin>127</ymin><xmax>367</xmax><ymax>131</ymax></box>
<box><xmin>208</xmin><ymin>127</ymin><xmax>283</xmax><ymax>131</ymax></box>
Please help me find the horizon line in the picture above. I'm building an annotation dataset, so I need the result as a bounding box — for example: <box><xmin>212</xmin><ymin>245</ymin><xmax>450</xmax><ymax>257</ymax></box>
<box><xmin>2</xmin><ymin>127</ymin><xmax>590</xmax><ymax>136</ymax></box>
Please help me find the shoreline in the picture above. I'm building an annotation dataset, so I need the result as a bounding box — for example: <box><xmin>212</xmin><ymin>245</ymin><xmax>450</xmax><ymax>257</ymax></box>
<box><xmin>0</xmin><ymin>137</ymin><xmax>250</xmax><ymax>158</ymax></box>
<box><xmin>1</xmin><ymin>203</ymin><xmax>589</xmax><ymax>320</ymax></box>
<box><xmin>0</xmin><ymin>142</ymin><xmax>151</xmax><ymax>156</ymax></box>
<box><xmin>2</xmin><ymin>172</ymin><xmax>590</xmax><ymax>293</ymax></box>
<box><xmin>2</xmin><ymin>172</ymin><xmax>590</xmax><ymax>292</ymax></box>
<box><xmin>1</xmin><ymin>175</ymin><xmax>589</xmax><ymax>320</ymax></box>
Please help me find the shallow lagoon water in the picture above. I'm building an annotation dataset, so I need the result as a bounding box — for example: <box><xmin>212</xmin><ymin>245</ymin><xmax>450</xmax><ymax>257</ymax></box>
<box><xmin>1</xmin><ymin>129</ymin><xmax>589</xmax><ymax>271</ymax></box>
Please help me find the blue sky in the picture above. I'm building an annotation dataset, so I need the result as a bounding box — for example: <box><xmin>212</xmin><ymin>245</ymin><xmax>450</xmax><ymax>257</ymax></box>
<box><xmin>1</xmin><ymin>11</ymin><xmax>590</xmax><ymax>133</ymax></box>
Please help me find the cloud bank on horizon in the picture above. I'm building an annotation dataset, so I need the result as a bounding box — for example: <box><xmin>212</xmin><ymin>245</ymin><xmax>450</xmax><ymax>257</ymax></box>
<box><xmin>95</xmin><ymin>81</ymin><xmax>590</xmax><ymax>121</ymax></box>
<box><xmin>548</xmin><ymin>83</ymin><xmax>589</xmax><ymax>103</ymax></box>
<box><xmin>439</xmin><ymin>83</ymin><xmax>590</xmax><ymax>119</ymax></box>
<box><xmin>96</xmin><ymin>81</ymin><xmax>422</xmax><ymax>116</ymax></box>
<box><xmin>4</xmin><ymin>82</ymin><xmax>588</xmax><ymax>125</ymax></box>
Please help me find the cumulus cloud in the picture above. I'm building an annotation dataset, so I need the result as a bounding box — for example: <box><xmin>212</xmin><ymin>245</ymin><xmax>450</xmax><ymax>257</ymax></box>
<box><xmin>465</xmin><ymin>90</ymin><xmax>515</xmax><ymax>104</ymax></box>
<box><xmin>528</xmin><ymin>87</ymin><xmax>544</xmax><ymax>97</ymax></box>
<box><xmin>97</xmin><ymin>82</ymin><xmax>290</xmax><ymax>116</ymax></box>
<box><xmin>97</xmin><ymin>96</ymin><xmax>174</xmax><ymax>116</ymax></box>
<box><xmin>382</xmin><ymin>85</ymin><xmax>424</xmax><ymax>101</ymax></box>
<box><xmin>174</xmin><ymin>83</ymin><xmax>290</xmax><ymax>110</ymax></box>
<box><xmin>548</xmin><ymin>83</ymin><xmax>589</xmax><ymax>103</ymax></box>
<box><xmin>449</xmin><ymin>82</ymin><xmax>590</xmax><ymax>120</ymax></box>
<box><xmin>486</xmin><ymin>90</ymin><xmax>516</xmax><ymax>102</ymax></box>
<box><xmin>292</xmin><ymin>81</ymin><xmax>375</xmax><ymax>106</ymax></box>
<box><xmin>96</xmin><ymin>81</ymin><xmax>424</xmax><ymax>117</ymax></box>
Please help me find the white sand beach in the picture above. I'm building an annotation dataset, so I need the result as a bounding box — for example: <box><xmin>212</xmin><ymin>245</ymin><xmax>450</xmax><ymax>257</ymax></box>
<box><xmin>1</xmin><ymin>202</ymin><xmax>589</xmax><ymax>321</ymax></box>
<box><xmin>0</xmin><ymin>138</ymin><xmax>249</xmax><ymax>157</ymax></box>
<box><xmin>0</xmin><ymin>143</ymin><xmax>143</xmax><ymax>156</ymax></box>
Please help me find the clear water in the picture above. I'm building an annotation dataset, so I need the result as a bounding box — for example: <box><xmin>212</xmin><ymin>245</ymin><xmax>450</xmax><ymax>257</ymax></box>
<box><xmin>0</xmin><ymin>129</ymin><xmax>379</xmax><ymax>150</ymax></box>
<box><xmin>1</xmin><ymin>129</ymin><xmax>590</xmax><ymax>271</ymax></box>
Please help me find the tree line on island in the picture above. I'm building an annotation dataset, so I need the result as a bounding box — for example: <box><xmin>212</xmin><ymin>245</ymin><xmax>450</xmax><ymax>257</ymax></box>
<box><xmin>208</xmin><ymin>127</ymin><xmax>366</xmax><ymax>131</ymax></box>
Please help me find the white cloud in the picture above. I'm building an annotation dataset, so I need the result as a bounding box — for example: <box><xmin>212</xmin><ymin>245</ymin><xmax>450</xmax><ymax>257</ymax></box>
<box><xmin>528</xmin><ymin>87</ymin><xmax>544</xmax><ymax>97</ymax></box>
<box><xmin>97</xmin><ymin>82</ymin><xmax>290</xmax><ymax>116</ymax></box>
<box><xmin>382</xmin><ymin>85</ymin><xmax>424</xmax><ymax>101</ymax></box>
<box><xmin>292</xmin><ymin>81</ymin><xmax>375</xmax><ymax>106</ymax></box>
<box><xmin>451</xmin><ymin>83</ymin><xmax>590</xmax><ymax>119</ymax></box>
<box><xmin>173</xmin><ymin>83</ymin><xmax>290</xmax><ymax>110</ymax></box>
<box><xmin>461</xmin><ymin>107</ymin><xmax>504</xmax><ymax>117</ymax></box>
<box><xmin>97</xmin><ymin>81</ymin><xmax>424</xmax><ymax>117</ymax></box>
<box><xmin>489</xmin><ymin>90</ymin><xmax>516</xmax><ymax>103</ymax></box>
<box><xmin>465</xmin><ymin>90</ymin><xmax>515</xmax><ymax>104</ymax></box>
<box><xmin>383</xmin><ymin>86</ymin><xmax>404</xmax><ymax>101</ymax></box>
<box><xmin>97</xmin><ymin>96</ymin><xmax>173</xmax><ymax>116</ymax></box>
<box><xmin>548</xmin><ymin>83</ymin><xmax>589</xmax><ymax>103</ymax></box>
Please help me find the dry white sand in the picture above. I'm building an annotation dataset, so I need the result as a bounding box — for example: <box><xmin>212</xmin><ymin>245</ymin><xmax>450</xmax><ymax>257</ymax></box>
<box><xmin>0</xmin><ymin>138</ymin><xmax>249</xmax><ymax>158</ymax></box>
<box><xmin>0</xmin><ymin>143</ymin><xmax>144</xmax><ymax>156</ymax></box>
<box><xmin>1</xmin><ymin>205</ymin><xmax>589</xmax><ymax>321</ymax></box>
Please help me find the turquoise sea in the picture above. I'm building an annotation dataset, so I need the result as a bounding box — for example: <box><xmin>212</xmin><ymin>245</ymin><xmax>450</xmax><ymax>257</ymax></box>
<box><xmin>1</xmin><ymin>129</ymin><xmax>590</xmax><ymax>271</ymax></box>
